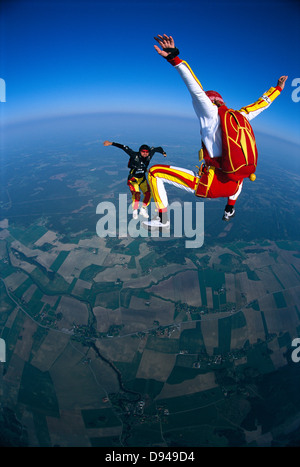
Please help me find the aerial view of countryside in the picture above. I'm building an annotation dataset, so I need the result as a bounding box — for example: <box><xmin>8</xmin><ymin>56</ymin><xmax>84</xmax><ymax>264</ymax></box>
<box><xmin>1</xmin><ymin>0</ymin><xmax>300</xmax><ymax>450</ymax></box>
<box><xmin>1</xmin><ymin>112</ymin><xmax>300</xmax><ymax>447</ymax></box>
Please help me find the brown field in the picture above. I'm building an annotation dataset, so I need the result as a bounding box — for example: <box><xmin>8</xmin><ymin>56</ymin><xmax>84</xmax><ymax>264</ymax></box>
<box><xmin>237</xmin><ymin>271</ymin><xmax>266</xmax><ymax>303</ymax></box>
<box><xmin>289</xmin><ymin>286</ymin><xmax>300</xmax><ymax>308</ymax></box>
<box><xmin>96</xmin><ymin>334</ymin><xmax>140</xmax><ymax>363</ymax></box>
<box><xmin>22</xmin><ymin>284</ymin><xmax>38</xmax><ymax>303</ymax></box>
<box><xmin>271</xmin><ymin>263</ymin><xmax>300</xmax><ymax>289</ymax></box>
<box><xmin>200</xmin><ymin>319</ymin><xmax>219</xmax><ymax>355</ymax></box>
<box><xmin>157</xmin><ymin>372</ymin><xmax>217</xmax><ymax>400</ymax></box>
<box><xmin>146</xmin><ymin>269</ymin><xmax>201</xmax><ymax>306</ymax></box>
<box><xmin>88</xmin><ymin>355</ymin><xmax>120</xmax><ymax>394</ymax></box>
<box><xmin>230</xmin><ymin>321</ymin><xmax>249</xmax><ymax>349</ymax></box>
<box><xmin>102</xmin><ymin>252</ymin><xmax>131</xmax><ymax>267</ymax></box>
<box><xmin>56</xmin><ymin>296</ymin><xmax>89</xmax><ymax>328</ymax></box>
<box><xmin>49</xmin><ymin>342</ymin><xmax>107</xmax><ymax>410</ymax></box>
<box><xmin>34</xmin><ymin>230</ymin><xmax>58</xmax><ymax>247</ymax></box>
<box><xmin>94</xmin><ymin>264</ymin><xmax>136</xmax><ymax>282</ymax></box>
<box><xmin>96</xmin><ymin>307</ymin><xmax>122</xmax><ymax>328</ymax></box>
<box><xmin>14</xmin><ymin>317</ymin><xmax>37</xmax><ymax>361</ymax></box>
<box><xmin>243</xmin><ymin>309</ymin><xmax>265</xmax><ymax>344</ymax></box>
<box><xmin>263</xmin><ymin>306</ymin><xmax>299</xmax><ymax>336</ymax></box>
<box><xmin>41</xmin><ymin>294</ymin><xmax>60</xmax><ymax>307</ymax></box>
<box><xmin>5</xmin><ymin>271</ymin><xmax>28</xmax><ymax>291</ymax></box>
<box><xmin>30</xmin><ymin>331</ymin><xmax>70</xmax><ymax>371</ymax></box>
<box><xmin>136</xmin><ymin>349</ymin><xmax>177</xmax><ymax>382</ymax></box>
<box><xmin>93</xmin><ymin>306</ymin><xmax>111</xmax><ymax>332</ymax></box>
<box><xmin>225</xmin><ymin>273</ymin><xmax>236</xmax><ymax>303</ymax></box>
<box><xmin>57</xmin><ymin>247</ymin><xmax>110</xmax><ymax>280</ymax></box>
<box><xmin>206</xmin><ymin>287</ymin><xmax>213</xmax><ymax>308</ymax></box>
<box><xmin>121</xmin><ymin>308</ymin><xmax>158</xmax><ymax>334</ymax></box>
<box><xmin>244</xmin><ymin>251</ymin><xmax>277</xmax><ymax>269</ymax></box>
<box><xmin>127</xmin><ymin>295</ymin><xmax>175</xmax><ymax>325</ymax></box>
<box><xmin>256</xmin><ymin>269</ymin><xmax>283</xmax><ymax>294</ymax></box>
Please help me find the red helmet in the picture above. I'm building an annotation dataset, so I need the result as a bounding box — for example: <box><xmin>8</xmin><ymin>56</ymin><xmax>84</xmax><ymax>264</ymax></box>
<box><xmin>206</xmin><ymin>90</ymin><xmax>224</xmax><ymax>105</ymax></box>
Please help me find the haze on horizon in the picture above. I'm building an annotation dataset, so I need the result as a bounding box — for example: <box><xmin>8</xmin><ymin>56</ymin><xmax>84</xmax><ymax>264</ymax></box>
<box><xmin>1</xmin><ymin>0</ymin><xmax>300</xmax><ymax>146</ymax></box>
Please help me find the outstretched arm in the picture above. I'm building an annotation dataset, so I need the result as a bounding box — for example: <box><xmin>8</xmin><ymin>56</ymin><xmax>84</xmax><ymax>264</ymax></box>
<box><xmin>154</xmin><ymin>34</ymin><xmax>215</xmax><ymax>119</ymax></box>
<box><xmin>239</xmin><ymin>76</ymin><xmax>288</xmax><ymax>121</ymax></box>
<box><xmin>103</xmin><ymin>141</ymin><xmax>133</xmax><ymax>156</ymax></box>
<box><xmin>152</xmin><ymin>146</ymin><xmax>167</xmax><ymax>157</ymax></box>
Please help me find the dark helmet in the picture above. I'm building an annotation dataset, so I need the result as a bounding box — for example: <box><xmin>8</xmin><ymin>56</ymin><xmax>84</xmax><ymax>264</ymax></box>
<box><xmin>206</xmin><ymin>90</ymin><xmax>224</xmax><ymax>105</ymax></box>
<box><xmin>139</xmin><ymin>144</ymin><xmax>150</xmax><ymax>153</ymax></box>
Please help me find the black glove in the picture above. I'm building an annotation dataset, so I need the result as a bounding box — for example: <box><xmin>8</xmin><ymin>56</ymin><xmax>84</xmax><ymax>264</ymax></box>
<box><xmin>163</xmin><ymin>47</ymin><xmax>180</xmax><ymax>60</ymax></box>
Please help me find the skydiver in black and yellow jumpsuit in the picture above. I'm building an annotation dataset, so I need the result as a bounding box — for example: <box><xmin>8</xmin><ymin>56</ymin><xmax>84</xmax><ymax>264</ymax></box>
<box><xmin>103</xmin><ymin>140</ymin><xmax>166</xmax><ymax>219</ymax></box>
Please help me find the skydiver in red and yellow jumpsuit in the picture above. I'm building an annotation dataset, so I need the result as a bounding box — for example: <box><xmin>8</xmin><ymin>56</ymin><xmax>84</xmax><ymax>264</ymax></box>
<box><xmin>143</xmin><ymin>34</ymin><xmax>287</xmax><ymax>229</ymax></box>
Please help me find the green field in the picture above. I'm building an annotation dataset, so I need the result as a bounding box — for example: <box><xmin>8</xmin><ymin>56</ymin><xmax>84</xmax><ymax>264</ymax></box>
<box><xmin>81</xmin><ymin>408</ymin><xmax>121</xmax><ymax>429</ymax></box>
<box><xmin>18</xmin><ymin>362</ymin><xmax>60</xmax><ymax>416</ymax></box>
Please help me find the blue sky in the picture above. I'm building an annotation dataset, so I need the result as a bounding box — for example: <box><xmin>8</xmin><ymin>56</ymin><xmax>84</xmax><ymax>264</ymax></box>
<box><xmin>1</xmin><ymin>0</ymin><xmax>300</xmax><ymax>145</ymax></box>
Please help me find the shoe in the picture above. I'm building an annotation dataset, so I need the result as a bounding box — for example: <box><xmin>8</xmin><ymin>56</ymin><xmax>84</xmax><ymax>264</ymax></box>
<box><xmin>133</xmin><ymin>209</ymin><xmax>138</xmax><ymax>220</ymax></box>
<box><xmin>140</xmin><ymin>206</ymin><xmax>149</xmax><ymax>218</ymax></box>
<box><xmin>222</xmin><ymin>207</ymin><xmax>235</xmax><ymax>221</ymax></box>
<box><xmin>142</xmin><ymin>216</ymin><xmax>170</xmax><ymax>230</ymax></box>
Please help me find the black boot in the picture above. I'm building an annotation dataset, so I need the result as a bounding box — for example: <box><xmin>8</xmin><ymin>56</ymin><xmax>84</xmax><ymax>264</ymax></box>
<box><xmin>222</xmin><ymin>204</ymin><xmax>235</xmax><ymax>221</ymax></box>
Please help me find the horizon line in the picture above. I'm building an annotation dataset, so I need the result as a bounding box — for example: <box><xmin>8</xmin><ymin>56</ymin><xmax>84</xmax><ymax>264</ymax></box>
<box><xmin>2</xmin><ymin>109</ymin><xmax>300</xmax><ymax>148</ymax></box>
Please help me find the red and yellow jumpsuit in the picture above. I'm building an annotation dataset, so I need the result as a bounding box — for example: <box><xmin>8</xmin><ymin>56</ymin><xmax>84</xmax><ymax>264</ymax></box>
<box><xmin>148</xmin><ymin>56</ymin><xmax>282</xmax><ymax>214</ymax></box>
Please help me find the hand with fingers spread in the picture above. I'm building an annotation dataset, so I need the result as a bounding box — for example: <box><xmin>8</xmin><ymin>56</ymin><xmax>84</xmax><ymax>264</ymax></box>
<box><xmin>154</xmin><ymin>34</ymin><xmax>179</xmax><ymax>60</ymax></box>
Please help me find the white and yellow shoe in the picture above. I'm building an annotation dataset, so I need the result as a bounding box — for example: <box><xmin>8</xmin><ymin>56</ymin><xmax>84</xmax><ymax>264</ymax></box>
<box><xmin>132</xmin><ymin>209</ymin><xmax>138</xmax><ymax>220</ymax></box>
<box><xmin>142</xmin><ymin>216</ymin><xmax>170</xmax><ymax>231</ymax></box>
<box><xmin>140</xmin><ymin>206</ymin><xmax>149</xmax><ymax>218</ymax></box>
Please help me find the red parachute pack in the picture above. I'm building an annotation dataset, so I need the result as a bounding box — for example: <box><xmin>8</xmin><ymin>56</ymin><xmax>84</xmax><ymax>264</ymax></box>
<box><xmin>218</xmin><ymin>105</ymin><xmax>258</xmax><ymax>181</ymax></box>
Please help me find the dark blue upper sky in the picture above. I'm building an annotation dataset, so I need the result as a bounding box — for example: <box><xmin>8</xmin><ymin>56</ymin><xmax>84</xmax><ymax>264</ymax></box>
<box><xmin>1</xmin><ymin>0</ymin><xmax>300</xmax><ymax>144</ymax></box>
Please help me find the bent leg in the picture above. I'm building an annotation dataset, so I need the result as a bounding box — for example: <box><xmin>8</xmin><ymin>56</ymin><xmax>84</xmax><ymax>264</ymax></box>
<box><xmin>227</xmin><ymin>181</ymin><xmax>243</xmax><ymax>206</ymax></box>
<box><xmin>222</xmin><ymin>181</ymin><xmax>243</xmax><ymax>221</ymax></box>
<box><xmin>148</xmin><ymin>165</ymin><xmax>198</xmax><ymax>212</ymax></box>
<box><xmin>139</xmin><ymin>178</ymin><xmax>152</xmax><ymax>207</ymax></box>
<box><xmin>127</xmin><ymin>177</ymin><xmax>141</xmax><ymax>210</ymax></box>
